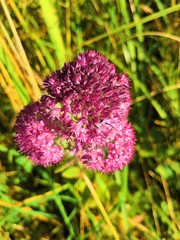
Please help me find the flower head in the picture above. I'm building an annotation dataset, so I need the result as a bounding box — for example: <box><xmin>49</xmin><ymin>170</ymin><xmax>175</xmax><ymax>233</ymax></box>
<box><xmin>15</xmin><ymin>96</ymin><xmax>65</xmax><ymax>166</ymax></box>
<box><xmin>80</xmin><ymin>119</ymin><xmax>135</xmax><ymax>173</ymax></box>
<box><xmin>15</xmin><ymin>50</ymin><xmax>135</xmax><ymax>172</ymax></box>
<box><xmin>44</xmin><ymin>51</ymin><xmax>115</xmax><ymax>99</ymax></box>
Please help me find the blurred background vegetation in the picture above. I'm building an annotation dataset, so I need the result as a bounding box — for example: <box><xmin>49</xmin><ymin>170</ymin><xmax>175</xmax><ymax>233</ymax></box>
<box><xmin>0</xmin><ymin>0</ymin><xmax>179</xmax><ymax>239</ymax></box>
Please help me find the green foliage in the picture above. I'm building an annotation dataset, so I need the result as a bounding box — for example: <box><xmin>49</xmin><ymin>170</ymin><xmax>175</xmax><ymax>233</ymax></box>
<box><xmin>0</xmin><ymin>0</ymin><xmax>179</xmax><ymax>239</ymax></box>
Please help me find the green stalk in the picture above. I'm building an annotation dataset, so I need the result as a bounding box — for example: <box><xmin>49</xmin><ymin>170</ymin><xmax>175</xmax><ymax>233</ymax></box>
<box><xmin>82</xmin><ymin>172</ymin><xmax>120</xmax><ymax>240</ymax></box>
<box><xmin>50</xmin><ymin>179</ymin><xmax>75</xmax><ymax>239</ymax></box>
<box><xmin>120</xmin><ymin>166</ymin><xmax>131</xmax><ymax>239</ymax></box>
<box><xmin>39</xmin><ymin>0</ymin><xmax>66</xmax><ymax>67</ymax></box>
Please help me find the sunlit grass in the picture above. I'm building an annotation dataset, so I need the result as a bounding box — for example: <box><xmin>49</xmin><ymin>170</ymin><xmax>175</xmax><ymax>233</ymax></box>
<box><xmin>0</xmin><ymin>0</ymin><xmax>179</xmax><ymax>239</ymax></box>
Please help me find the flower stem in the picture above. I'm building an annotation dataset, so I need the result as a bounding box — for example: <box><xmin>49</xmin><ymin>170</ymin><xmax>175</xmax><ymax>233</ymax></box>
<box><xmin>120</xmin><ymin>166</ymin><xmax>131</xmax><ymax>239</ymax></box>
<box><xmin>82</xmin><ymin>172</ymin><xmax>119</xmax><ymax>240</ymax></box>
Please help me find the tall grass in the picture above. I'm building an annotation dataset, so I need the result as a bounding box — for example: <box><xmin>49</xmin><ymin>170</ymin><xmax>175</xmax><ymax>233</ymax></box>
<box><xmin>0</xmin><ymin>0</ymin><xmax>179</xmax><ymax>239</ymax></box>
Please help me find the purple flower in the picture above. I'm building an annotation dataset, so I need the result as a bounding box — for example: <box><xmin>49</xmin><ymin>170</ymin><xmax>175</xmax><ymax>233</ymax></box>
<box><xmin>15</xmin><ymin>50</ymin><xmax>135</xmax><ymax>172</ymax></box>
<box><xmin>15</xmin><ymin>96</ymin><xmax>65</xmax><ymax>166</ymax></box>
<box><xmin>44</xmin><ymin>50</ymin><xmax>116</xmax><ymax>100</ymax></box>
<box><xmin>80</xmin><ymin>119</ymin><xmax>135</xmax><ymax>173</ymax></box>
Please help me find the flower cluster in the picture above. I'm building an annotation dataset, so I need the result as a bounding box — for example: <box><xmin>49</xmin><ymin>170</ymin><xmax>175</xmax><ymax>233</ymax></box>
<box><xmin>15</xmin><ymin>50</ymin><xmax>135</xmax><ymax>173</ymax></box>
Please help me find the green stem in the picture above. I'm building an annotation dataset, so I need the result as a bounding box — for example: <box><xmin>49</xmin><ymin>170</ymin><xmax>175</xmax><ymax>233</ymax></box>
<box><xmin>120</xmin><ymin>166</ymin><xmax>131</xmax><ymax>239</ymax></box>
<box><xmin>82</xmin><ymin>172</ymin><xmax>120</xmax><ymax>240</ymax></box>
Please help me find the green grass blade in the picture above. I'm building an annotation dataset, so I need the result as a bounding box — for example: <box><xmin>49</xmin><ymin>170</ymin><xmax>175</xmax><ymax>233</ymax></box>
<box><xmin>39</xmin><ymin>0</ymin><xmax>66</xmax><ymax>67</ymax></box>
